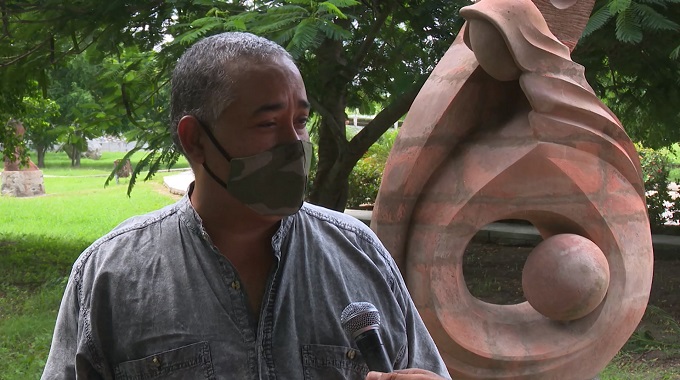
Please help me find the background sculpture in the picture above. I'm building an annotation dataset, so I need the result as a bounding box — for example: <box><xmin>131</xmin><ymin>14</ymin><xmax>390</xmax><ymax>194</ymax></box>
<box><xmin>1</xmin><ymin>120</ymin><xmax>45</xmax><ymax>197</ymax></box>
<box><xmin>371</xmin><ymin>0</ymin><xmax>653</xmax><ymax>378</ymax></box>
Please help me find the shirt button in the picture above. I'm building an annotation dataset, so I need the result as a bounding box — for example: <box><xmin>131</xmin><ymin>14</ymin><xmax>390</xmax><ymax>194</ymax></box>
<box><xmin>347</xmin><ymin>349</ymin><xmax>356</xmax><ymax>360</ymax></box>
<box><xmin>231</xmin><ymin>280</ymin><xmax>241</xmax><ymax>291</ymax></box>
<box><xmin>201</xmin><ymin>230</ymin><xmax>209</xmax><ymax>240</ymax></box>
<box><xmin>151</xmin><ymin>356</ymin><xmax>161</xmax><ymax>368</ymax></box>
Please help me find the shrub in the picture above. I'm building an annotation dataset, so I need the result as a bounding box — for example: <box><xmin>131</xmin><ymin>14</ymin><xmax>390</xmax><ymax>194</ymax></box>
<box><xmin>340</xmin><ymin>131</ymin><xmax>680</xmax><ymax>232</ymax></box>
<box><xmin>638</xmin><ymin>145</ymin><xmax>680</xmax><ymax>230</ymax></box>
<box><xmin>347</xmin><ymin>159</ymin><xmax>383</xmax><ymax>209</ymax></box>
<box><xmin>346</xmin><ymin>129</ymin><xmax>398</xmax><ymax>209</ymax></box>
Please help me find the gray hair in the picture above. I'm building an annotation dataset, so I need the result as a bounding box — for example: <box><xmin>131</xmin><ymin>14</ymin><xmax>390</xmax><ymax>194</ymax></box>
<box><xmin>169</xmin><ymin>32</ymin><xmax>292</xmax><ymax>154</ymax></box>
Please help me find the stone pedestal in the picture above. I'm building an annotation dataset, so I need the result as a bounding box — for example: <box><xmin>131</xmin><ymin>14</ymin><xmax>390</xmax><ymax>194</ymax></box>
<box><xmin>1</xmin><ymin>170</ymin><xmax>45</xmax><ymax>197</ymax></box>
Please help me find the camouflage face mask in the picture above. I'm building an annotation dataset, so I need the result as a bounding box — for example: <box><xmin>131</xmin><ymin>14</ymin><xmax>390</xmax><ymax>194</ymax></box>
<box><xmin>199</xmin><ymin>122</ymin><xmax>313</xmax><ymax>217</ymax></box>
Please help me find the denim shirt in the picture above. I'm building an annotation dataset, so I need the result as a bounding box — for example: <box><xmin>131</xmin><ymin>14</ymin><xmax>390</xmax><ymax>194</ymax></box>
<box><xmin>42</xmin><ymin>193</ymin><xmax>450</xmax><ymax>380</ymax></box>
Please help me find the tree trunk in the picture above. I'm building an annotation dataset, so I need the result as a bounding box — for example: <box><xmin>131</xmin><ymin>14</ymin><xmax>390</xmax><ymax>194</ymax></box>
<box><xmin>305</xmin><ymin>5</ymin><xmax>427</xmax><ymax>211</ymax></box>
<box><xmin>311</xmin><ymin>154</ymin><xmax>357</xmax><ymax>211</ymax></box>
<box><xmin>307</xmin><ymin>35</ymin><xmax>352</xmax><ymax>210</ymax></box>
<box><xmin>309</xmin><ymin>96</ymin><xmax>349</xmax><ymax>210</ymax></box>
<box><xmin>309</xmin><ymin>76</ymin><xmax>428</xmax><ymax>211</ymax></box>
<box><xmin>36</xmin><ymin>145</ymin><xmax>46</xmax><ymax>168</ymax></box>
<box><xmin>71</xmin><ymin>148</ymin><xmax>81</xmax><ymax>167</ymax></box>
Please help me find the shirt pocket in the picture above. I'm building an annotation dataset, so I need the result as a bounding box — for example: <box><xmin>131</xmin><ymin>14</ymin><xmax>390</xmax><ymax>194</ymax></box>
<box><xmin>301</xmin><ymin>344</ymin><xmax>369</xmax><ymax>380</ymax></box>
<box><xmin>113</xmin><ymin>341</ymin><xmax>215</xmax><ymax>380</ymax></box>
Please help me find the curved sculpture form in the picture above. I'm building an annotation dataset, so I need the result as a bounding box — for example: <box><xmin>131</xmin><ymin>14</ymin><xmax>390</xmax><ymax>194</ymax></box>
<box><xmin>371</xmin><ymin>0</ymin><xmax>653</xmax><ymax>378</ymax></box>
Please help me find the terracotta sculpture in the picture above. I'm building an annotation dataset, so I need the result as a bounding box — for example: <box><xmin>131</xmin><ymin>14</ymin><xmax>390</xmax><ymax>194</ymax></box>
<box><xmin>371</xmin><ymin>0</ymin><xmax>653</xmax><ymax>378</ymax></box>
<box><xmin>3</xmin><ymin>121</ymin><xmax>39</xmax><ymax>171</ymax></box>
<box><xmin>1</xmin><ymin>120</ymin><xmax>44</xmax><ymax>196</ymax></box>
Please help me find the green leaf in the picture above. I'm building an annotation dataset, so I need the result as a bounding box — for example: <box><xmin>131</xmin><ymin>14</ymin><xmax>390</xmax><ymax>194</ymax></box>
<box><xmin>631</xmin><ymin>3</ymin><xmax>680</xmax><ymax>31</ymax></box>
<box><xmin>175</xmin><ymin>28</ymin><xmax>210</xmax><ymax>45</ymax></box>
<box><xmin>326</xmin><ymin>0</ymin><xmax>360</xmax><ymax>7</ymax></box>
<box><xmin>271</xmin><ymin>27</ymin><xmax>297</xmax><ymax>45</ymax></box>
<box><xmin>286</xmin><ymin>18</ymin><xmax>323</xmax><ymax>59</ymax></box>
<box><xmin>266</xmin><ymin>4</ymin><xmax>310</xmax><ymax>15</ymax></box>
<box><xmin>671</xmin><ymin>44</ymin><xmax>680</xmax><ymax>59</ymax></box>
<box><xmin>318</xmin><ymin>2</ymin><xmax>348</xmax><ymax>19</ymax></box>
<box><xmin>123</xmin><ymin>71</ymin><xmax>136</xmax><ymax>83</ymax></box>
<box><xmin>189</xmin><ymin>16</ymin><xmax>225</xmax><ymax>28</ymax></box>
<box><xmin>251</xmin><ymin>17</ymin><xmax>303</xmax><ymax>35</ymax></box>
<box><xmin>583</xmin><ymin>5</ymin><xmax>613</xmax><ymax>37</ymax></box>
<box><xmin>230</xmin><ymin>18</ymin><xmax>247</xmax><ymax>31</ymax></box>
<box><xmin>609</xmin><ymin>0</ymin><xmax>633</xmax><ymax>14</ymax></box>
<box><xmin>283</xmin><ymin>0</ymin><xmax>315</xmax><ymax>5</ymax></box>
<box><xmin>615</xmin><ymin>8</ymin><xmax>644</xmax><ymax>43</ymax></box>
<box><xmin>317</xmin><ymin>20</ymin><xmax>352</xmax><ymax>40</ymax></box>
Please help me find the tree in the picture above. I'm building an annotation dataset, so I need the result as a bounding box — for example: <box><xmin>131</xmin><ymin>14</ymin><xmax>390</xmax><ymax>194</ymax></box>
<box><xmin>21</xmin><ymin>92</ymin><xmax>61</xmax><ymax>168</ymax></box>
<box><xmin>573</xmin><ymin>0</ymin><xmax>680</xmax><ymax>148</ymax></box>
<box><xmin>9</xmin><ymin>0</ymin><xmax>465</xmax><ymax>204</ymax></box>
<box><xmin>3</xmin><ymin>0</ymin><xmax>680</xmax><ymax>210</ymax></box>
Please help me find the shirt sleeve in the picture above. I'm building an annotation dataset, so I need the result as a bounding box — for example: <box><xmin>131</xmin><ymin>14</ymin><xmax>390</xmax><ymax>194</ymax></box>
<box><xmin>41</xmin><ymin>268</ymin><xmax>105</xmax><ymax>380</ymax></box>
<box><xmin>385</xmin><ymin>250</ymin><xmax>452</xmax><ymax>379</ymax></box>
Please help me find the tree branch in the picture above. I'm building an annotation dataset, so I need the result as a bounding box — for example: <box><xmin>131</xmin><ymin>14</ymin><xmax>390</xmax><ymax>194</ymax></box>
<box><xmin>71</xmin><ymin>31</ymin><xmax>79</xmax><ymax>53</ymax></box>
<box><xmin>0</xmin><ymin>38</ymin><xmax>50</xmax><ymax>67</ymax></box>
<box><xmin>129</xmin><ymin>78</ymin><xmax>171</xmax><ymax>121</ymax></box>
<box><xmin>348</xmin><ymin>74</ymin><xmax>428</xmax><ymax>159</ymax></box>
<box><xmin>308</xmin><ymin>95</ymin><xmax>346</xmax><ymax>146</ymax></box>
<box><xmin>1</xmin><ymin>0</ymin><xmax>9</xmax><ymax>38</ymax></box>
<box><xmin>342</xmin><ymin>2</ymin><xmax>394</xmax><ymax>81</ymax></box>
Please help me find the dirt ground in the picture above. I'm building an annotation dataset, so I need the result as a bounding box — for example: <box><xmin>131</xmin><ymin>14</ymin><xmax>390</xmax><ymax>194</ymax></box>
<box><xmin>463</xmin><ymin>241</ymin><xmax>680</xmax><ymax>368</ymax></box>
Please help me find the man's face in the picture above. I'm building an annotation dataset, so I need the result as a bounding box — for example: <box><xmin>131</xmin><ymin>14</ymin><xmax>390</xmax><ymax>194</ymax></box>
<box><xmin>206</xmin><ymin>57</ymin><xmax>310</xmax><ymax>163</ymax></box>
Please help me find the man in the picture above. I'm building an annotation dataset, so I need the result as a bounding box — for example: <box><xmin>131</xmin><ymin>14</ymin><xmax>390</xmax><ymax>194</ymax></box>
<box><xmin>42</xmin><ymin>32</ymin><xmax>449</xmax><ymax>380</ymax></box>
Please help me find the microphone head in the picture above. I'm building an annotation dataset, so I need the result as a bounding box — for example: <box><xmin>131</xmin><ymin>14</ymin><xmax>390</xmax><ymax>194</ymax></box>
<box><xmin>341</xmin><ymin>302</ymin><xmax>381</xmax><ymax>338</ymax></box>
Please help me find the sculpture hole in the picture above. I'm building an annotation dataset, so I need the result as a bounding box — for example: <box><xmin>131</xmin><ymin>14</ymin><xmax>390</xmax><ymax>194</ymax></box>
<box><xmin>463</xmin><ymin>220</ymin><xmax>541</xmax><ymax>305</ymax></box>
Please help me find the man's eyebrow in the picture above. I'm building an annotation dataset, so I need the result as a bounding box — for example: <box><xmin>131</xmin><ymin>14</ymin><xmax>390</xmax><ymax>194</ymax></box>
<box><xmin>252</xmin><ymin>100</ymin><xmax>311</xmax><ymax>116</ymax></box>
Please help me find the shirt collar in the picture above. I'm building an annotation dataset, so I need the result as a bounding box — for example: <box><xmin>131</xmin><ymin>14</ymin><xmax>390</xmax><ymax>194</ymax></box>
<box><xmin>178</xmin><ymin>181</ymin><xmax>298</xmax><ymax>258</ymax></box>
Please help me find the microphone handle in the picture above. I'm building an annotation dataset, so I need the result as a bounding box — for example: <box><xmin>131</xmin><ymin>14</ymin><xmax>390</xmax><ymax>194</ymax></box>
<box><xmin>355</xmin><ymin>328</ymin><xmax>393</xmax><ymax>373</ymax></box>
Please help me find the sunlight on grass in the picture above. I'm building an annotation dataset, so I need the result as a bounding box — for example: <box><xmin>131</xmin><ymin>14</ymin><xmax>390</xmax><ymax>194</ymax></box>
<box><xmin>1</xmin><ymin>151</ymin><xmax>185</xmax><ymax>378</ymax></box>
<box><xmin>0</xmin><ymin>281</ymin><xmax>66</xmax><ymax>380</ymax></box>
<box><xmin>37</xmin><ymin>150</ymin><xmax>190</xmax><ymax>176</ymax></box>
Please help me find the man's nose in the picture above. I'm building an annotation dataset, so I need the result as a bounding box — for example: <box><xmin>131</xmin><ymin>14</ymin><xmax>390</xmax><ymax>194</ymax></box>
<box><xmin>279</xmin><ymin>119</ymin><xmax>302</xmax><ymax>143</ymax></box>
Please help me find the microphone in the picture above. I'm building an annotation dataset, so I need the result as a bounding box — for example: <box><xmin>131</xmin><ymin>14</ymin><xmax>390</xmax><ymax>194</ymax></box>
<box><xmin>341</xmin><ymin>302</ymin><xmax>393</xmax><ymax>373</ymax></box>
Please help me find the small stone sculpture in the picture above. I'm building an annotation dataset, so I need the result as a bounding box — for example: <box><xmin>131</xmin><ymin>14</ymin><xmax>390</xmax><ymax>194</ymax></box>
<box><xmin>1</xmin><ymin>121</ymin><xmax>45</xmax><ymax>197</ymax></box>
<box><xmin>3</xmin><ymin>121</ymin><xmax>39</xmax><ymax>171</ymax></box>
<box><xmin>372</xmin><ymin>0</ymin><xmax>653</xmax><ymax>378</ymax></box>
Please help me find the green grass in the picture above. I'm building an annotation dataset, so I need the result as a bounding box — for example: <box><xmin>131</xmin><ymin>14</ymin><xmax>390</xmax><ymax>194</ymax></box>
<box><xmin>601</xmin><ymin>353</ymin><xmax>680</xmax><ymax>379</ymax></box>
<box><xmin>37</xmin><ymin>150</ymin><xmax>190</xmax><ymax>177</ymax></box>
<box><xmin>1</xmin><ymin>151</ymin><xmax>185</xmax><ymax>379</ymax></box>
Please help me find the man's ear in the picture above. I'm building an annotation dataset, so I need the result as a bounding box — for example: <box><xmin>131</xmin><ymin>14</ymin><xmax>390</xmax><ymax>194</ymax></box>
<box><xmin>177</xmin><ymin>115</ymin><xmax>206</xmax><ymax>165</ymax></box>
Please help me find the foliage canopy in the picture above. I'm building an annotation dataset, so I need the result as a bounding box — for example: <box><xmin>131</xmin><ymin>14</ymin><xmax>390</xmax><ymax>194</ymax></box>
<box><xmin>1</xmin><ymin>0</ymin><xmax>680</xmax><ymax>208</ymax></box>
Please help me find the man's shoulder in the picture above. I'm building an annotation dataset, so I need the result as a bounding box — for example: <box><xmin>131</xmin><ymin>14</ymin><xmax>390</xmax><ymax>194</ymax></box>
<box><xmin>72</xmin><ymin>200</ymin><xmax>186</xmax><ymax>279</ymax></box>
<box><xmin>298</xmin><ymin>202</ymin><xmax>373</xmax><ymax>236</ymax></box>
<box><xmin>295</xmin><ymin>202</ymin><xmax>392</xmax><ymax>265</ymax></box>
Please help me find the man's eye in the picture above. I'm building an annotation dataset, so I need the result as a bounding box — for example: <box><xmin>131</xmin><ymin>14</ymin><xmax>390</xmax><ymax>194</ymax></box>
<box><xmin>296</xmin><ymin>118</ymin><xmax>309</xmax><ymax>128</ymax></box>
<box><xmin>258</xmin><ymin>122</ymin><xmax>277</xmax><ymax>128</ymax></box>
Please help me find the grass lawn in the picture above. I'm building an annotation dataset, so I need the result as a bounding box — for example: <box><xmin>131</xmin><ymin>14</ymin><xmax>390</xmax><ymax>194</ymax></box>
<box><xmin>1</xmin><ymin>151</ymin><xmax>186</xmax><ymax>379</ymax></box>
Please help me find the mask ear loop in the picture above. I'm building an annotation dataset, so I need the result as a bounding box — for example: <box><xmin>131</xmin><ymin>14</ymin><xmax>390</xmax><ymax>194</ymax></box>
<box><xmin>197</xmin><ymin>120</ymin><xmax>233</xmax><ymax>161</ymax></box>
<box><xmin>197</xmin><ymin>119</ymin><xmax>233</xmax><ymax>190</ymax></box>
